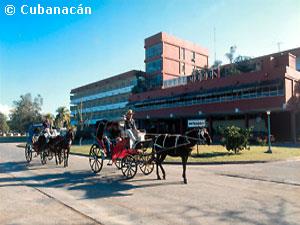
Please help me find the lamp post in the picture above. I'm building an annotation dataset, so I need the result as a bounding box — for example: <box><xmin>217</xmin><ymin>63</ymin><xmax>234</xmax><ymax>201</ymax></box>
<box><xmin>265</xmin><ymin>110</ymin><xmax>272</xmax><ymax>153</ymax></box>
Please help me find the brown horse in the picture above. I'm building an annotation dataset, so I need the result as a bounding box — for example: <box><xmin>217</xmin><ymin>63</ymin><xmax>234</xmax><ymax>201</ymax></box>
<box><xmin>152</xmin><ymin>128</ymin><xmax>212</xmax><ymax>184</ymax></box>
<box><xmin>34</xmin><ymin>129</ymin><xmax>74</xmax><ymax>167</ymax></box>
<box><xmin>51</xmin><ymin>129</ymin><xmax>74</xmax><ymax>167</ymax></box>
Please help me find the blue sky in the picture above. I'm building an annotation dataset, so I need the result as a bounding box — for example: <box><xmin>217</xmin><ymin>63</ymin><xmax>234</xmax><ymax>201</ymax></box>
<box><xmin>1</xmin><ymin>0</ymin><xmax>300</xmax><ymax>115</ymax></box>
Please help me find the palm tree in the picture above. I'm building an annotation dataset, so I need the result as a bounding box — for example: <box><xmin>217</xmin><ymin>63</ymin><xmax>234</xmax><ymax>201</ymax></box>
<box><xmin>225</xmin><ymin>45</ymin><xmax>237</xmax><ymax>63</ymax></box>
<box><xmin>55</xmin><ymin>106</ymin><xmax>70</xmax><ymax>128</ymax></box>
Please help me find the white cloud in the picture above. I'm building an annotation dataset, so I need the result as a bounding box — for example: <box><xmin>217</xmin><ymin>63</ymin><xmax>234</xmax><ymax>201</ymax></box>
<box><xmin>0</xmin><ymin>104</ymin><xmax>12</xmax><ymax>116</ymax></box>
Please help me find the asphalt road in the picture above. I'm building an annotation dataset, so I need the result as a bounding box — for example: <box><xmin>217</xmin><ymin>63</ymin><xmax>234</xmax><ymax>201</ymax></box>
<box><xmin>0</xmin><ymin>143</ymin><xmax>300</xmax><ymax>225</ymax></box>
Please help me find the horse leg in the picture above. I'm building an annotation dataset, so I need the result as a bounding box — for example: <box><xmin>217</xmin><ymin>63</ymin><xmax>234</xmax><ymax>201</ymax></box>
<box><xmin>156</xmin><ymin>154</ymin><xmax>161</xmax><ymax>180</ymax></box>
<box><xmin>182</xmin><ymin>154</ymin><xmax>188</xmax><ymax>184</ymax></box>
<box><xmin>64</xmin><ymin>148</ymin><xmax>69</xmax><ymax>167</ymax></box>
<box><xmin>59</xmin><ymin>150</ymin><xmax>63</xmax><ymax>164</ymax></box>
<box><xmin>159</xmin><ymin>154</ymin><xmax>167</xmax><ymax>180</ymax></box>
<box><xmin>55</xmin><ymin>150</ymin><xmax>58</xmax><ymax>165</ymax></box>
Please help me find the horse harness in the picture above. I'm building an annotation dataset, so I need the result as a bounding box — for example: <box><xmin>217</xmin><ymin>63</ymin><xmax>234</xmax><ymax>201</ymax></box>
<box><xmin>154</xmin><ymin>134</ymin><xmax>191</xmax><ymax>154</ymax></box>
<box><xmin>153</xmin><ymin>129</ymin><xmax>207</xmax><ymax>154</ymax></box>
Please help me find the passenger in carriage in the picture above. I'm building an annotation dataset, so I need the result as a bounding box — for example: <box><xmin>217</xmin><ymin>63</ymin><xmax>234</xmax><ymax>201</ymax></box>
<box><xmin>124</xmin><ymin>109</ymin><xmax>140</xmax><ymax>148</ymax></box>
<box><xmin>103</xmin><ymin>122</ymin><xmax>113</xmax><ymax>158</ymax></box>
<box><xmin>43</xmin><ymin>118</ymin><xmax>52</xmax><ymax>142</ymax></box>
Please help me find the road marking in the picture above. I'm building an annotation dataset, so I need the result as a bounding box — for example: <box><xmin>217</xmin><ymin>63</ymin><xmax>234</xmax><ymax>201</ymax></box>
<box><xmin>218</xmin><ymin>173</ymin><xmax>300</xmax><ymax>187</ymax></box>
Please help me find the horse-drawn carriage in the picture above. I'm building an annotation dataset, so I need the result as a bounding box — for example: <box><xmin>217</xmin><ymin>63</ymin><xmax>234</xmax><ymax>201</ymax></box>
<box><xmin>25</xmin><ymin>124</ymin><xmax>74</xmax><ymax>167</ymax></box>
<box><xmin>89</xmin><ymin>120</ymin><xmax>212</xmax><ymax>183</ymax></box>
<box><xmin>25</xmin><ymin>123</ymin><xmax>45</xmax><ymax>163</ymax></box>
<box><xmin>88</xmin><ymin>120</ymin><xmax>155</xmax><ymax>179</ymax></box>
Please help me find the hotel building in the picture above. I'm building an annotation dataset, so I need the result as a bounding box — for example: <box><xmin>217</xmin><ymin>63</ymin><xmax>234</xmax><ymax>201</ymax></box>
<box><xmin>70</xmin><ymin>32</ymin><xmax>300</xmax><ymax>142</ymax></box>
<box><xmin>70</xmin><ymin>70</ymin><xmax>144</xmax><ymax>125</ymax></box>
<box><xmin>130</xmin><ymin>47</ymin><xmax>300</xmax><ymax>142</ymax></box>
<box><xmin>144</xmin><ymin>32</ymin><xmax>209</xmax><ymax>89</ymax></box>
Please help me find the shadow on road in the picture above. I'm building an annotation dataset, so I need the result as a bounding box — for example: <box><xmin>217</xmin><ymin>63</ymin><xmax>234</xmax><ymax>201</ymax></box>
<box><xmin>0</xmin><ymin>160</ymin><xmax>182</xmax><ymax>200</ymax></box>
<box><xmin>0</xmin><ymin>161</ymin><xmax>28</xmax><ymax>173</ymax></box>
<box><xmin>171</xmin><ymin>196</ymin><xmax>298</xmax><ymax>225</ymax></box>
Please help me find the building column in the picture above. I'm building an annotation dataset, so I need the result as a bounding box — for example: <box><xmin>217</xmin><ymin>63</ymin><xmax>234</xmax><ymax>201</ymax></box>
<box><xmin>180</xmin><ymin>118</ymin><xmax>184</xmax><ymax>134</ymax></box>
<box><xmin>245</xmin><ymin>114</ymin><xmax>249</xmax><ymax>128</ymax></box>
<box><xmin>291</xmin><ymin>111</ymin><xmax>296</xmax><ymax>143</ymax></box>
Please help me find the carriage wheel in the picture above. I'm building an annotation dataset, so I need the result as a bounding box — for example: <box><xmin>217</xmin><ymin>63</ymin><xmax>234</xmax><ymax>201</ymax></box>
<box><xmin>114</xmin><ymin>159</ymin><xmax>122</xmax><ymax>170</ymax></box>
<box><xmin>139</xmin><ymin>153</ymin><xmax>154</xmax><ymax>175</ymax></box>
<box><xmin>121</xmin><ymin>155</ymin><xmax>137</xmax><ymax>179</ymax></box>
<box><xmin>89</xmin><ymin>144</ymin><xmax>103</xmax><ymax>173</ymax></box>
<box><xmin>25</xmin><ymin>144</ymin><xmax>33</xmax><ymax>163</ymax></box>
<box><xmin>40</xmin><ymin>150</ymin><xmax>47</xmax><ymax>165</ymax></box>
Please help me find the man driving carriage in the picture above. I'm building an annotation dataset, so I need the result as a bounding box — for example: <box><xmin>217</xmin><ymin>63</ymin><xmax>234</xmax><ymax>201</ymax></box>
<box><xmin>42</xmin><ymin>118</ymin><xmax>60</xmax><ymax>142</ymax></box>
<box><xmin>124</xmin><ymin>109</ymin><xmax>144</xmax><ymax>148</ymax></box>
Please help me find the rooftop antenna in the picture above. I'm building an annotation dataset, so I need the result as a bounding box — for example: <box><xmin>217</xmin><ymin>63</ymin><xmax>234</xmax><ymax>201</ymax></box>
<box><xmin>277</xmin><ymin>42</ymin><xmax>283</xmax><ymax>52</ymax></box>
<box><xmin>213</xmin><ymin>26</ymin><xmax>216</xmax><ymax>62</ymax></box>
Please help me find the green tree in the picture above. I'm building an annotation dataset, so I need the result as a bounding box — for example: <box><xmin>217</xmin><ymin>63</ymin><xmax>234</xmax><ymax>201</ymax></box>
<box><xmin>0</xmin><ymin>112</ymin><xmax>9</xmax><ymax>133</ymax></box>
<box><xmin>234</xmin><ymin>56</ymin><xmax>256</xmax><ymax>73</ymax></box>
<box><xmin>9</xmin><ymin>93</ymin><xmax>43</xmax><ymax>132</ymax></box>
<box><xmin>54</xmin><ymin>106</ymin><xmax>70</xmax><ymax>128</ymax></box>
<box><xmin>219</xmin><ymin>125</ymin><xmax>252</xmax><ymax>154</ymax></box>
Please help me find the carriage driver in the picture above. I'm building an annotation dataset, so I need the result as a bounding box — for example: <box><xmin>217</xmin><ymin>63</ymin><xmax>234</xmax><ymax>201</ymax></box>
<box><xmin>42</xmin><ymin>118</ymin><xmax>52</xmax><ymax>142</ymax></box>
<box><xmin>42</xmin><ymin>118</ymin><xmax>58</xmax><ymax>142</ymax></box>
<box><xmin>124</xmin><ymin>109</ymin><xmax>140</xmax><ymax>148</ymax></box>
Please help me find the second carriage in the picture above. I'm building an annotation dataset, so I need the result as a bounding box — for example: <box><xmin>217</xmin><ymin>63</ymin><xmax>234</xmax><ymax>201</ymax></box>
<box><xmin>24</xmin><ymin>123</ymin><xmax>53</xmax><ymax>164</ymax></box>
<box><xmin>89</xmin><ymin>120</ymin><xmax>155</xmax><ymax>179</ymax></box>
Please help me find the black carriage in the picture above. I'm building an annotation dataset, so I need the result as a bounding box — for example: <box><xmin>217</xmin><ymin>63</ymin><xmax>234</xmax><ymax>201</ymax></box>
<box><xmin>25</xmin><ymin>124</ymin><xmax>70</xmax><ymax>165</ymax></box>
<box><xmin>24</xmin><ymin>123</ymin><xmax>53</xmax><ymax>164</ymax></box>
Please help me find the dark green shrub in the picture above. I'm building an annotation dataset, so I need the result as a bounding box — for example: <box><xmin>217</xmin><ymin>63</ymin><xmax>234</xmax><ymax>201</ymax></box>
<box><xmin>219</xmin><ymin>126</ymin><xmax>252</xmax><ymax>154</ymax></box>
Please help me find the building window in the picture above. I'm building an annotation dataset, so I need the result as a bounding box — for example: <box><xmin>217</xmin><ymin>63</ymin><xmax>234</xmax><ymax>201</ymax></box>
<box><xmin>146</xmin><ymin>59</ymin><xmax>162</xmax><ymax>74</ymax></box>
<box><xmin>146</xmin><ymin>43</ymin><xmax>162</xmax><ymax>59</ymax></box>
<box><xmin>145</xmin><ymin>74</ymin><xmax>162</xmax><ymax>89</ymax></box>
<box><xmin>192</xmin><ymin>51</ymin><xmax>195</xmax><ymax>62</ymax></box>
<box><xmin>179</xmin><ymin>62</ymin><xmax>185</xmax><ymax>75</ymax></box>
<box><xmin>179</xmin><ymin>47</ymin><xmax>185</xmax><ymax>60</ymax></box>
<box><xmin>296</xmin><ymin>57</ymin><xmax>300</xmax><ymax>71</ymax></box>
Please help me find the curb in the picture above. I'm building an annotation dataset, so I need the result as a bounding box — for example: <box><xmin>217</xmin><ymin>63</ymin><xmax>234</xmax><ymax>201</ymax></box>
<box><xmin>162</xmin><ymin>160</ymin><xmax>269</xmax><ymax>165</ymax></box>
<box><xmin>69</xmin><ymin>152</ymin><xmax>269</xmax><ymax>165</ymax></box>
<box><xmin>15</xmin><ymin>144</ymin><xmax>296</xmax><ymax>166</ymax></box>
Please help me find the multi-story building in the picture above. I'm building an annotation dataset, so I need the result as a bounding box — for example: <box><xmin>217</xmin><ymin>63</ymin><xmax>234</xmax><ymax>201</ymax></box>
<box><xmin>144</xmin><ymin>32</ymin><xmax>209</xmax><ymax>89</ymax></box>
<box><xmin>130</xmin><ymin>48</ymin><xmax>300</xmax><ymax>142</ymax></box>
<box><xmin>70</xmin><ymin>32</ymin><xmax>300</xmax><ymax>142</ymax></box>
<box><xmin>70</xmin><ymin>70</ymin><xmax>144</xmax><ymax>126</ymax></box>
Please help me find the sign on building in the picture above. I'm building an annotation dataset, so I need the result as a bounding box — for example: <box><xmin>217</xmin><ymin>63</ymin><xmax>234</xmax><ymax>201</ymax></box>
<box><xmin>187</xmin><ymin>119</ymin><xmax>206</xmax><ymax>128</ymax></box>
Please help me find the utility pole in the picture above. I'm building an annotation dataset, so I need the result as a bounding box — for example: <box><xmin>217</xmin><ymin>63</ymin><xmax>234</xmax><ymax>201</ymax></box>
<box><xmin>213</xmin><ymin>26</ymin><xmax>216</xmax><ymax>63</ymax></box>
<box><xmin>277</xmin><ymin>42</ymin><xmax>283</xmax><ymax>52</ymax></box>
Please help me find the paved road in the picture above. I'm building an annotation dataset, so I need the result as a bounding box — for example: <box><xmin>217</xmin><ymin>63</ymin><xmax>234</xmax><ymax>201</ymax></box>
<box><xmin>0</xmin><ymin>143</ymin><xmax>300</xmax><ymax>225</ymax></box>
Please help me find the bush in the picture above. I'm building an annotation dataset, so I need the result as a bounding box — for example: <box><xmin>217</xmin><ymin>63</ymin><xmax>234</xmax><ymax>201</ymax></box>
<box><xmin>219</xmin><ymin>126</ymin><xmax>252</xmax><ymax>154</ymax></box>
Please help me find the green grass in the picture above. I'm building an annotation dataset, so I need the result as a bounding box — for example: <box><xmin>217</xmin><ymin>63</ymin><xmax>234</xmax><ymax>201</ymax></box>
<box><xmin>70</xmin><ymin>144</ymin><xmax>300</xmax><ymax>163</ymax></box>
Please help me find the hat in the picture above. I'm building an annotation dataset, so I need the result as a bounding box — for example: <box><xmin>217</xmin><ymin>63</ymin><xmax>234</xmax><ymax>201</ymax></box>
<box><xmin>126</xmin><ymin>109</ymin><xmax>133</xmax><ymax>115</ymax></box>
